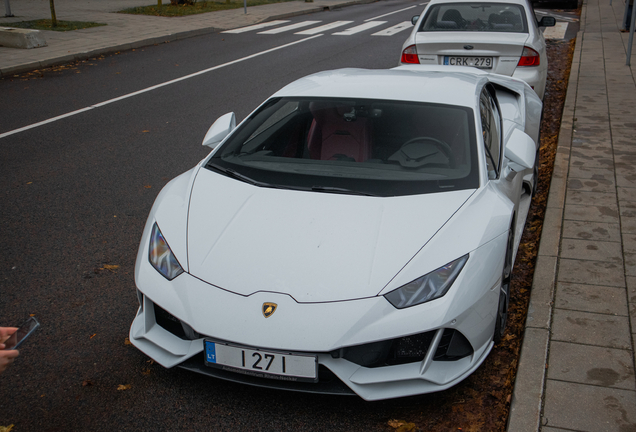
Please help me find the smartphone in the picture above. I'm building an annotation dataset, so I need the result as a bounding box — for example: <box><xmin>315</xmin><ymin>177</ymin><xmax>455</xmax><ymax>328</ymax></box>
<box><xmin>3</xmin><ymin>317</ymin><xmax>40</xmax><ymax>350</ymax></box>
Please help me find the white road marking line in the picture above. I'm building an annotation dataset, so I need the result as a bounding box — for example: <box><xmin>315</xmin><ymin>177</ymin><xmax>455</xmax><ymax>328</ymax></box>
<box><xmin>295</xmin><ymin>21</ymin><xmax>353</xmax><ymax>35</ymax></box>
<box><xmin>333</xmin><ymin>21</ymin><xmax>387</xmax><ymax>35</ymax></box>
<box><xmin>258</xmin><ymin>21</ymin><xmax>322</xmax><ymax>34</ymax></box>
<box><xmin>372</xmin><ymin>21</ymin><xmax>413</xmax><ymax>36</ymax></box>
<box><xmin>0</xmin><ymin>35</ymin><xmax>323</xmax><ymax>140</ymax></box>
<box><xmin>222</xmin><ymin>20</ymin><xmax>290</xmax><ymax>33</ymax></box>
<box><xmin>543</xmin><ymin>21</ymin><xmax>568</xmax><ymax>39</ymax></box>
<box><xmin>365</xmin><ymin>5</ymin><xmax>417</xmax><ymax>21</ymax></box>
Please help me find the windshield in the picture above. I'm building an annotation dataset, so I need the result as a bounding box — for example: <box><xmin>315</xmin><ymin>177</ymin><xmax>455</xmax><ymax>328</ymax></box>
<box><xmin>207</xmin><ymin>97</ymin><xmax>479</xmax><ymax>197</ymax></box>
<box><xmin>420</xmin><ymin>3</ymin><xmax>528</xmax><ymax>33</ymax></box>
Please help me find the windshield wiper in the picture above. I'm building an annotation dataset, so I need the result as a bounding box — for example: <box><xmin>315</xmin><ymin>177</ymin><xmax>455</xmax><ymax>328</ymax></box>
<box><xmin>311</xmin><ymin>186</ymin><xmax>377</xmax><ymax>197</ymax></box>
<box><xmin>207</xmin><ymin>163</ymin><xmax>275</xmax><ymax>188</ymax></box>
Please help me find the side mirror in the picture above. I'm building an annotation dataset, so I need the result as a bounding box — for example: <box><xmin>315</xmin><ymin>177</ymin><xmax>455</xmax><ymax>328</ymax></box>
<box><xmin>505</xmin><ymin>129</ymin><xmax>536</xmax><ymax>172</ymax></box>
<box><xmin>202</xmin><ymin>112</ymin><xmax>236</xmax><ymax>149</ymax></box>
<box><xmin>411</xmin><ymin>15</ymin><xmax>420</xmax><ymax>26</ymax></box>
<box><xmin>538</xmin><ymin>16</ymin><xmax>556</xmax><ymax>27</ymax></box>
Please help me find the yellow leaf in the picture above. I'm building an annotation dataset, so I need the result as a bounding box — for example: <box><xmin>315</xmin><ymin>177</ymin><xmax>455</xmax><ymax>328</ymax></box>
<box><xmin>89</xmin><ymin>333</ymin><xmax>96</xmax><ymax>339</ymax></box>
<box><xmin>117</xmin><ymin>384</ymin><xmax>131</xmax><ymax>391</ymax></box>
<box><xmin>142</xmin><ymin>130</ymin><xmax>150</xmax><ymax>133</ymax></box>
<box><xmin>102</xmin><ymin>265</ymin><xmax>119</xmax><ymax>271</ymax></box>
<box><xmin>124</xmin><ymin>337</ymin><xmax>132</xmax><ymax>345</ymax></box>
<box><xmin>144</xmin><ymin>185</ymin><xmax>152</xmax><ymax>189</ymax></box>
<box><xmin>0</xmin><ymin>425</ymin><xmax>15</xmax><ymax>432</ymax></box>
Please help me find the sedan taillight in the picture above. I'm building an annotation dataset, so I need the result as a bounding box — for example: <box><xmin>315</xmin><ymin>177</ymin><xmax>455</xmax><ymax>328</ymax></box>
<box><xmin>401</xmin><ymin>45</ymin><xmax>420</xmax><ymax>64</ymax></box>
<box><xmin>517</xmin><ymin>46</ymin><xmax>540</xmax><ymax>66</ymax></box>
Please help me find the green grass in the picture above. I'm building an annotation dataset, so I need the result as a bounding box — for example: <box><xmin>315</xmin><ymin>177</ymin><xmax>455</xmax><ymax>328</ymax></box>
<box><xmin>3</xmin><ymin>20</ymin><xmax>107</xmax><ymax>31</ymax></box>
<box><xmin>119</xmin><ymin>0</ymin><xmax>299</xmax><ymax>17</ymax></box>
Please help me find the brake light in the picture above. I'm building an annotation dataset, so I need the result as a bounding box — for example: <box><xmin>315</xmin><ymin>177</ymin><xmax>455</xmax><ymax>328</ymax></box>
<box><xmin>517</xmin><ymin>46</ymin><xmax>540</xmax><ymax>67</ymax></box>
<box><xmin>401</xmin><ymin>45</ymin><xmax>420</xmax><ymax>64</ymax></box>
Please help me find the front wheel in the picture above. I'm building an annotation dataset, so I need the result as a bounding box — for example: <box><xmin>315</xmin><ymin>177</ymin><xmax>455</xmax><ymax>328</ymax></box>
<box><xmin>494</xmin><ymin>228</ymin><xmax>514</xmax><ymax>343</ymax></box>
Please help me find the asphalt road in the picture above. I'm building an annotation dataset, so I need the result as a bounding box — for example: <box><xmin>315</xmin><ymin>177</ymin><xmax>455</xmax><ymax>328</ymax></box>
<box><xmin>0</xmin><ymin>2</ymin><xmax>577</xmax><ymax>430</ymax></box>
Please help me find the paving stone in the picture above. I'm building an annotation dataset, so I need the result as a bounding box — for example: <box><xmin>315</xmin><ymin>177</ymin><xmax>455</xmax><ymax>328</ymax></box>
<box><xmin>562</xmin><ymin>220</ymin><xmax>621</xmax><ymax>242</ymax></box>
<box><xmin>543</xmin><ymin>380</ymin><xmax>636</xmax><ymax>431</ymax></box>
<box><xmin>568</xmin><ymin>165</ymin><xmax>615</xmax><ymax>180</ymax></box>
<box><xmin>552</xmin><ymin>309</ymin><xmax>632</xmax><ymax>349</ymax></box>
<box><xmin>566</xmin><ymin>190</ymin><xmax>617</xmax><ymax>207</ymax></box>
<box><xmin>568</xmin><ymin>177</ymin><xmax>615</xmax><ymax>192</ymax></box>
<box><xmin>623</xmin><ymin>252</ymin><xmax>636</xmax><ymax>277</ymax></box>
<box><xmin>560</xmin><ymin>238</ymin><xmax>623</xmax><ymax>263</ymax></box>
<box><xmin>618</xmin><ymin>187</ymin><xmax>636</xmax><ymax>203</ymax></box>
<box><xmin>557</xmin><ymin>258</ymin><xmax>625</xmax><ymax>287</ymax></box>
<box><xmin>565</xmin><ymin>204</ymin><xmax>620</xmax><ymax>223</ymax></box>
<box><xmin>547</xmin><ymin>341</ymin><xmax>635</xmax><ymax>390</ymax></box>
<box><xmin>555</xmin><ymin>282</ymin><xmax>629</xmax><ymax>315</ymax></box>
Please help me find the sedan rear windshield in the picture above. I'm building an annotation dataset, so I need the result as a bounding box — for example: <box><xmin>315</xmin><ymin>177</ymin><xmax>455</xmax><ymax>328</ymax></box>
<box><xmin>206</xmin><ymin>97</ymin><xmax>479</xmax><ymax>197</ymax></box>
<box><xmin>420</xmin><ymin>3</ymin><xmax>528</xmax><ymax>33</ymax></box>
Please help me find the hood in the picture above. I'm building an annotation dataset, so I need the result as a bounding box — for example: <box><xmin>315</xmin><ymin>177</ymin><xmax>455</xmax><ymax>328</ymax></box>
<box><xmin>186</xmin><ymin>169</ymin><xmax>475</xmax><ymax>303</ymax></box>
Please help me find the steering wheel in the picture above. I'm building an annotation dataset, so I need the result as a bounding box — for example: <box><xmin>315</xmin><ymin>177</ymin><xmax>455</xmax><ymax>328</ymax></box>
<box><xmin>399</xmin><ymin>137</ymin><xmax>455</xmax><ymax>168</ymax></box>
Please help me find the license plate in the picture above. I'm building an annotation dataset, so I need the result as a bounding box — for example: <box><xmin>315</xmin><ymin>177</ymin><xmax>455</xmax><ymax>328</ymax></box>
<box><xmin>444</xmin><ymin>56</ymin><xmax>493</xmax><ymax>68</ymax></box>
<box><xmin>204</xmin><ymin>340</ymin><xmax>318</xmax><ymax>382</ymax></box>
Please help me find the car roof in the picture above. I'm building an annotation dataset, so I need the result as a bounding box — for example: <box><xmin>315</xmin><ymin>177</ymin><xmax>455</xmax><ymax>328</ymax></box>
<box><xmin>272</xmin><ymin>66</ymin><xmax>492</xmax><ymax>108</ymax></box>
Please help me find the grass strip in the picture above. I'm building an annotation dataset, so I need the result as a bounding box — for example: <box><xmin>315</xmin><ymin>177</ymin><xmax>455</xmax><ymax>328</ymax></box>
<box><xmin>119</xmin><ymin>0</ymin><xmax>299</xmax><ymax>17</ymax></box>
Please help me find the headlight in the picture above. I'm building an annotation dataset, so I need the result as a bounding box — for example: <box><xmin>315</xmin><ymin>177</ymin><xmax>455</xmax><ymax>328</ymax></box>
<box><xmin>148</xmin><ymin>223</ymin><xmax>184</xmax><ymax>280</ymax></box>
<box><xmin>384</xmin><ymin>255</ymin><xmax>469</xmax><ymax>309</ymax></box>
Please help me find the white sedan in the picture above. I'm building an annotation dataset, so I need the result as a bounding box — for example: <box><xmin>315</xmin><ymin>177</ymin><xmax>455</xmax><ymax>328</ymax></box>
<box><xmin>400</xmin><ymin>0</ymin><xmax>556</xmax><ymax>99</ymax></box>
<box><xmin>129</xmin><ymin>66</ymin><xmax>542</xmax><ymax>401</ymax></box>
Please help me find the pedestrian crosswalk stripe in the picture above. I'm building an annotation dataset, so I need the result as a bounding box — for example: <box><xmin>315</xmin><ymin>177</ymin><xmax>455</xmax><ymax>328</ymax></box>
<box><xmin>295</xmin><ymin>21</ymin><xmax>353</xmax><ymax>35</ymax></box>
<box><xmin>372</xmin><ymin>21</ymin><xmax>413</xmax><ymax>36</ymax></box>
<box><xmin>223</xmin><ymin>20</ymin><xmax>290</xmax><ymax>33</ymax></box>
<box><xmin>259</xmin><ymin>21</ymin><xmax>322</xmax><ymax>34</ymax></box>
<box><xmin>333</xmin><ymin>21</ymin><xmax>387</xmax><ymax>35</ymax></box>
<box><xmin>543</xmin><ymin>22</ymin><xmax>568</xmax><ymax>39</ymax></box>
<box><xmin>224</xmin><ymin>18</ymin><xmax>567</xmax><ymax>39</ymax></box>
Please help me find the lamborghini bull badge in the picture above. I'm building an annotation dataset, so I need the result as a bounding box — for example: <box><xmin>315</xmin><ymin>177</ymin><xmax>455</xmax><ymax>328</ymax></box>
<box><xmin>262</xmin><ymin>302</ymin><xmax>277</xmax><ymax>318</ymax></box>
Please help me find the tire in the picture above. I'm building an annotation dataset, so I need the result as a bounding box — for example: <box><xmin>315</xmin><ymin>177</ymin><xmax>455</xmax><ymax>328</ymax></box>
<box><xmin>532</xmin><ymin>149</ymin><xmax>540</xmax><ymax>196</ymax></box>
<box><xmin>494</xmin><ymin>227</ymin><xmax>514</xmax><ymax>343</ymax></box>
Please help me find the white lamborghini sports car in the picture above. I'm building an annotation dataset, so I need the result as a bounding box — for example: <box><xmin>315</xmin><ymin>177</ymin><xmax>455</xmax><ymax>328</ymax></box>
<box><xmin>129</xmin><ymin>65</ymin><xmax>542</xmax><ymax>401</ymax></box>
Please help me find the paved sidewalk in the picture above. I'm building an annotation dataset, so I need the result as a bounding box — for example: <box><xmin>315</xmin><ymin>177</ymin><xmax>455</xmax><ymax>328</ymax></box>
<box><xmin>0</xmin><ymin>0</ymin><xmax>369</xmax><ymax>77</ymax></box>
<box><xmin>508</xmin><ymin>0</ymin><xmax>636</xmax><ymax>430</ymax></box>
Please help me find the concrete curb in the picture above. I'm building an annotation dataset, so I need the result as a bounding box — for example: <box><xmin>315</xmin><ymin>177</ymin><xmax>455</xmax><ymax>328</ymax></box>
<box><xmin>506</xmin><ymin>19</ymin><xmax>583</xmax><ymax>432</ymax></box>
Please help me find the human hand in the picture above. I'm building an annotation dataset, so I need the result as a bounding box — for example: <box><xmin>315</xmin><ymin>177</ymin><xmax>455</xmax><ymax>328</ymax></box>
<box><xmin>0</xmin><ymin>327</ymin><xmax>18</xmax><ymax>344</ymax></box>
<box><xmin>0</xmin><ymin>327</ymin><xmax>19</xmax><ymax>374</ymax></box>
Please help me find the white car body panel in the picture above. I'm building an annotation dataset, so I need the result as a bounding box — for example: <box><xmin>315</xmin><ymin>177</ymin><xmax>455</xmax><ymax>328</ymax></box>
<box><xmin>130</xmin><ymin>66</ymin><xmax>542</xmax><ymax>401</ymax></box>
<box><xmin>187</xmin><ymin>170</ymin><xmax>474</xmax><ymax>302</ymax></box>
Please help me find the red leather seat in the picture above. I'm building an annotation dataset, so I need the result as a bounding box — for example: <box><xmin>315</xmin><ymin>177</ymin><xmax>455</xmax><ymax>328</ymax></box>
<box><xmin>307</xmin><ymin>102</ymin><xmax>372</xmax><ymax>162</ymax></box>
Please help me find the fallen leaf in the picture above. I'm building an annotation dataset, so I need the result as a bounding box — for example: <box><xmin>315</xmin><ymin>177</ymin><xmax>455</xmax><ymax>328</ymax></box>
<box><xmin>144</xmin><ymin>185</ymin><xmax>152</xmax><ymax>189</ymax></box>
<box><xmin>89</xmin><ymin>334</ymin><xmax>96</xmax><ymax>339</ymax></box>
<box><xmin>102</xmin><ymin>264</ymin><xmax>119</xmax><ymax>271</ymax></box>
<box><xmin>82</xmin><ymin>380</ymin><xmax>93</xmax><ymax>387</ymax></box>
<box><xmin>142</xmin><ymin>130</ymin><xmax>150</xmax><ymax>133</ymax></box>
<box><xmin>124</xmin><ymin>337</ymin><xmax>132</xmax><ymax>345</ymax></box>
<box><xmin>0</xmin><ymin>425</ymin><xmax>15</xmax><ymax>432</ymax></box>
<box><xmin>117</xmin><ymin>384</ymin><xmax>131</xmax><ymax>391</ymax></box>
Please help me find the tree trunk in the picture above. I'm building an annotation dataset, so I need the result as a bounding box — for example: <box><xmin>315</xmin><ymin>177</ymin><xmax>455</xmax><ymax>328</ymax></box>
<box><xmin>49</xmin><ymin>0</ymin><xmax>57</xmax><ymax>27</ymax></box>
